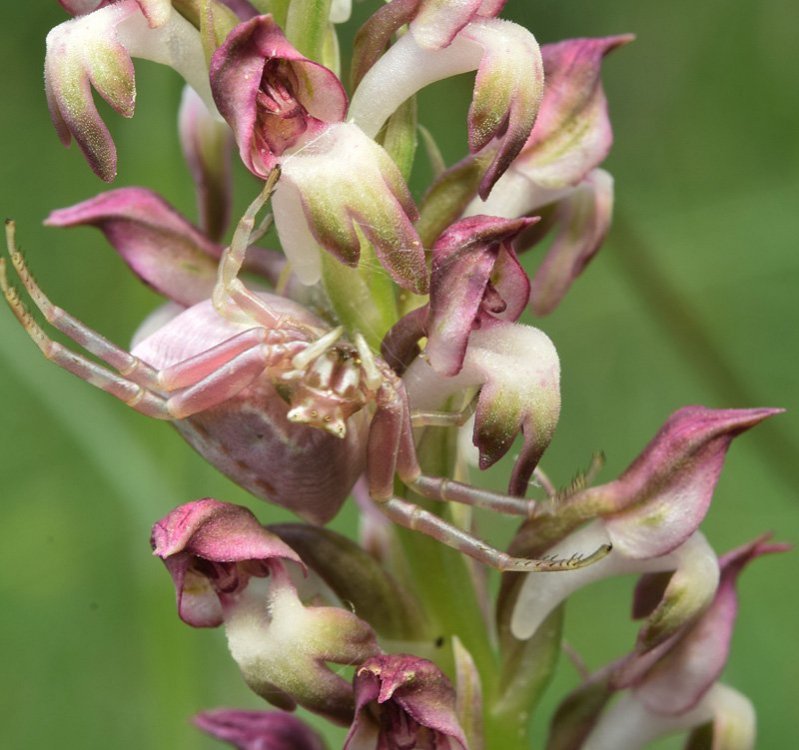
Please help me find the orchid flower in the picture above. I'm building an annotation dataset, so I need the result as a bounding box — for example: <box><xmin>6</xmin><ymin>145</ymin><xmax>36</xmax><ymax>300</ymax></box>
<box><xmin>344</xmin><ymin>654</ymin><xmax>469</xmax><ymax>750</ymax></box>
<box><xmin>210</xmin><ymin>14</ymin><xmax>427</xmax><ymax>292</ymax></box>
<box><xmin>46</xmin><ymin>0</ymin><xmax>213</xmax><ymax>181</ymax></box>
<box><xmin>510</xmin><ymin>406</ymin><xmax>781</xmax><ymax>641</ymax></box>
<box><xmin>547</xmin><ymin>535</ymin><xmax>789</xmax><ymax>750</ymax></box>
<box><xmin>151</xmin><ymin>499</ymin><xmax>379</xmax><ymax>723</ymax></box>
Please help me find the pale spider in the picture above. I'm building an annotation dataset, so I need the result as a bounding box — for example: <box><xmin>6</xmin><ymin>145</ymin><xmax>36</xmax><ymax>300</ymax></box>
<box><xmin>1</xmin><ymin>175</ymin><xmax>609</xmax><ymax>572</ymax></box>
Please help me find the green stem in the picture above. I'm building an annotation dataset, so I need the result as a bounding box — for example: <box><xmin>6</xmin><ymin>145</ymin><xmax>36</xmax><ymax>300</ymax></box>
<box><xmin>393</xmin><ymin>425</ymin><xmax>499</xmax><ymax>721</ymax></box>
<box><xmin>285</xmin><ymin>0</ymin><xmax>332</xmax><ymax>62</ymax></box>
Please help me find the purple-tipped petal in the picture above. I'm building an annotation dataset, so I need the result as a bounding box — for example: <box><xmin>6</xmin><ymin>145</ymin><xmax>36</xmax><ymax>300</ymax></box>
<box><xmin>461</xmin><ymin>19</ymin><xmax>544</xmax><ymax>198</ymax></box>
<box><xmin>465</xmin><ymin>323</ymin><xmax>560</xmax><ymax>491</ymax></box>
<box><xmin>344</xmin><ymin>654</ymin><xmax>468</xmax><ymax>750</ymax></box>
<box><xmin>598</xmin><ymin>407</ymin><xmax>783</xmax><ymax>558</ymax></box>
<box><xmin>273</xmin><ymin>123</ymin><xmax>426</xmax><ymax>293</ymax></box>
<box><xmin>529</xmin><ymin>168</ymin><xmax>614</xmax><ymax>315</ymax></box>
<box><xmin>427</xmin><ymin>214</ymin><xmax>533</xmax><ymax>376</ymax></box>
<box><xmin>350</xmin><ymin>17</ymin><xmax>542</xmax><ymax>197</ymax></box>
<box><xmin>210</xmin><ymin>15</ymin><xmax>348</xmax><ymax>178</ymax></box>
<box><xmin>151</xmin><ymin>499</ymin><xmax>302</xmax><ymax>627</ymax></box>
<box><xmin>46</xmin><ymin>1</ymin><xmax>211</xmax><ymax>180</ymax></box>
<box><xmin>194</xmin><ymin>709</ymin><xmax>327</xmax><ymax>750</ymax></box>
<box><xmin>178</xmin><ymin>86</ymin><xmax>234</xmax><ymax>243</ymax></box>
<box><xmin>516</xmin><ymin>35</ymin><xmax>633</xmax><ymax>190</ymax></box>
<box><xmin>46</xmin><ymin>187</ymin><xmax>224</xmax><ymax>306</ymax></box>
<box><xmin>634</xmin><ymin>534</ymin><xmax>789</xmax><ymax>715</ymax></box>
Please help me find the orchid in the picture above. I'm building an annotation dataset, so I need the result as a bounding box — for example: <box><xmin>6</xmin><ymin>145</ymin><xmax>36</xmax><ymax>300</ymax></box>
<box><xmin>2</xmin><ymin>2</ymin><xmax>790</xmax><ymax>749</ymax></box>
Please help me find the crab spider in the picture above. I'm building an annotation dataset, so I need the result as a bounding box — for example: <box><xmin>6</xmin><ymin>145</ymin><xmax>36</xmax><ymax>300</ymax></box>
<box><xmin>1</xmin><ymin>180</ymin><xmax>609</xmax><ymax>573</ymax></box>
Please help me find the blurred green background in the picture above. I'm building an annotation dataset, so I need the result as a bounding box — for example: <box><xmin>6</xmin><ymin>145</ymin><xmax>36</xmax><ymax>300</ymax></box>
<box><xmin>0</xmin><ymin>1</ymin><xmax>796</xmax><ymax>748</ymax></box>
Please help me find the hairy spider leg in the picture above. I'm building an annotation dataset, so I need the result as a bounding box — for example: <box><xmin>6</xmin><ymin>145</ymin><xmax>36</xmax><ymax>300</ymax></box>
<box><xmin>1</xmin><ymin>228</ymin><xmax>305</xmax><ymax>420</ymax></box>
<box><xmin>4</xmin><ymin>221</ymin><xmax>160</xmax><ymax>391</ymax></box>
<box><xmin>365</xmin><ymin>365</ymin><xmax>611</xmax><ymax>572</ymax></box>
<box><xmin>213</xmin><ymin>169</ymin><xmax>286</xmax><ymax>329</ymax></box>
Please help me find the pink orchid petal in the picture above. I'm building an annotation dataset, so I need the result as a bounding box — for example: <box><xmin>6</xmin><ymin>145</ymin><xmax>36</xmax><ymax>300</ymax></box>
<box><xmin>635</xmin><ymin>535</ymin><xmax>789</xmax><ymax>715</ymax></box>
<box><xmin>46</xmin><ymin>187</ymin><xmax>223</xmax><ymax>306</ymax></box>
<box><xmin>151</xmin><ymin>499</ymin><xmax>302</xmax><ymax>627</ymax></box>
<box><xmin>516</xmin><ymin>34</ymin><xmax>634</xmax><ymax>189</ymax></box>
<box><xmin>427</xmin><ymin>214</ymin><xmax>533</xmax><ymax>376</ymax></box>
<box><xmin>193</xmin><ymin>709</ymin><xmax>327</xmax><ymax>750</ymax></box>
<box><xmin>529</xmin><ymin>168</ymin><xmax>614</xmax><ymax>315</ymax></box>
<box><xmin>600</xmin><ymin>406</ymin><xmax>783</xmax><ymax>558</ymax></box>
<box><xmin>210</xmin><ymin>15</ymin><xmax>348</xmax><ymax>178</ymax></box>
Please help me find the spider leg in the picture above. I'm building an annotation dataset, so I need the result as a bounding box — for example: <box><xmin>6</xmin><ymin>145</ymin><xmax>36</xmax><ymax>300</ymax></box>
<box><xmin>4</xmin><ymin>221</ymin><xmax>160</xmax><ymax>389</ymax></box>
<box><xmin>366</xmin><ymin>373</ymin><xmax>611</xmax><ymax>571</ymax></box>
<box><xmin>379</xmin><ymin>497</ymin><xmax>611</xmax><ymax>572</ymax></box>
<box><xmin>213</xmin><ymin>170</ymin><xmax>284</xmax><ymax>328</ymax></box>
<box><xmin>410</xmin><ymin>397</ymin><xmax>477</xmax><ymax>428</ymax></box>
<box><xmin>2</xmin><ymin>258</ymin><xmax>170</xmax><ymax>417</ymax></box>
<box><xmin>2</xmin><ymin>240</ymin><xmax>297</xmax><ymax>420</ymax></box>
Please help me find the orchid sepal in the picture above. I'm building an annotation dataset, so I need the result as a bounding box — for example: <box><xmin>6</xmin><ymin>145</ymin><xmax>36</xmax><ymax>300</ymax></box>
<box><xmin>46</xmin><ymin>187</ymin><xmax>224</xmax><ymax>307</ymax></box>
<box><xmin>209</xmin><ymin>14</ymin><xmax>347</xmax><ymax>178</ymax></box>
<box><xmin>150</xmin><ymin>498</ymin><xmax>304</xmax><ymax>628</ymax></box>
<box><xmin>528</xmin><ymin>168</ymin><xmax>614</xmax><ymax>315</ymax></box>
<box><xmin>426</xmin><ymin>214</ymin><xmax>534</xmax><ymax>377</ymax></box>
